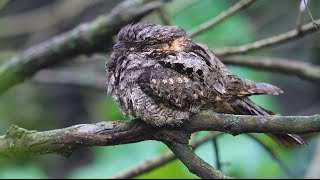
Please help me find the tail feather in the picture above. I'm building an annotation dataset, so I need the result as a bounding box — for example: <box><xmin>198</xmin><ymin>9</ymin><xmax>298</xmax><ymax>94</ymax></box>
<box><xmin>240</xmin><ymin>80</ymin><xmax>284</xmax><ymax>96</ymax></box>
<box><xmin>267</xmin><ymin>133</ymin><xmax>305</xmax><ymax>147</ymax></box>
<box><xmin>228</xmin><ymin>98</ymin><xmax>305</xmax><ymax>147</ymax></box>
<box><xmin>251</xmin><ymin>82</ymin><xmax>284</xmax><ymax>95</ymax></box>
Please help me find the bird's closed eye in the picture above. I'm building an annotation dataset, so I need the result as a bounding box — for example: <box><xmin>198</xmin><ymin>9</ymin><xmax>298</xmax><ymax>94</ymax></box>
<box><xmin>146</xmin><ymin>40</ymin><xmax>158</xmax><ymax>46</ymax></box>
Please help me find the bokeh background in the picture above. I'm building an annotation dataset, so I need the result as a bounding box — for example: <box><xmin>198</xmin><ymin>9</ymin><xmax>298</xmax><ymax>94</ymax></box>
<box><xmin>0</xmin><ymin>0</ymin><xmax>319</xmax><ymax>178</ymax></box>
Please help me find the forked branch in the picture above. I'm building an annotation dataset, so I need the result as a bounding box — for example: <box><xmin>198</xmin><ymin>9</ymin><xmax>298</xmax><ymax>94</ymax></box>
<box><xmin>1</xmin><ymin>111</ymin><xmax>319</xmax><ymax>158</ymax></box>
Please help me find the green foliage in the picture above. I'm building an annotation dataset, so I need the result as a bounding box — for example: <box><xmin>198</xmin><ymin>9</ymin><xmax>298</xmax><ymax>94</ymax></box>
<box><xmin>95</xmin><ymin>96</ymin><xmax>126</xmax><ymax>121</ymax></box>
<box><xmin>0</xmin><ymin>162</ymin><xmax>47</xmax><ymax>179</ymax></box>
<box><xmin>68</xmin><ymin>141</ymin><xmax>168</xmax><ymax>178</ymax></box>
<box><xmin>137</xmin><ymin>159</ymin><xmax>198</xmax><ymax>179</ymax></box>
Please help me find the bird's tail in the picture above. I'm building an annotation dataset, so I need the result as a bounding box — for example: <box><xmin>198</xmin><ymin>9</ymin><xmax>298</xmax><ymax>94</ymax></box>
<box><xmin>228</xmin><ymin>97</ymin><xmax>305</xmax><ymax>147</ymax></box>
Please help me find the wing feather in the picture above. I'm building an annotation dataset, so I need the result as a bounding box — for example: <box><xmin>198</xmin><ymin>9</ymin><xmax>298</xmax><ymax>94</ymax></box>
<box><xmin>138</xmin><ymin>67</ymin><xmax>210</xmax><ymax>111</ymax></box>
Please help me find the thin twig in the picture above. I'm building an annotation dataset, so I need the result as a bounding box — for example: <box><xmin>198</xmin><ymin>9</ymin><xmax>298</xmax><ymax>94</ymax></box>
<box><xmin>188</xmin><ymin>0</ymin><xmax>256</xmax><ymax>37</ymax></box>
<box><xmin>212</xmin><ymin>138</ymin><xmax>221</xmax><ymax>170</ymax></box>
<box><xmin>213</xmin><ymin>19</ymin><xmax>320</xmax><ymax>56</ymax></box>
<box><xmin>246</xmin><ymin>134</ymin><xmax>295</xmax><ymax>177</ymax></box>
<box><xmin>303</xmin><ymin>0</ymin><xmax>318</xmax><ymax>29</ymax></box>
<box><xmin>111</xmin><ymin>132</ymin><xmax>222</xmax><ymax>179</ymax></box>
<box><xmin>221</xmin><ymin>55</ymin><xmax>320</xmax><ymax>83</ymax></box>
<box><xmin>296</xmin><ymin>0</ymin><xmax>307</xmax><ymax>32</ymax></box>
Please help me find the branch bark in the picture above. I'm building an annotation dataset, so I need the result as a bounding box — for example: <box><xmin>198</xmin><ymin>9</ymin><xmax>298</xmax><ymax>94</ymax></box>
<box><xmin>188</xmin><ymin>0</ymin><xmax>256</xmax><ymax>37</ymax></box>
<box><xmin>0</xmin><ymin>0</ymin><xmax>164</xmax><ymax>95</ymax></box>
<box><xmin>222</xmin><ymin>55</ymin><xmax>320</xmax><ymax>83</ymax></box>
<box><xmin>296</xmin><ymin>0</ymin><xmax>307</xmax><ymax>32</ymax></box>
<box><xmin>213</xmin><ymin>19</ymin><xmax>320</xmax><ymax>56</ymax></box>
<box><xmin>164</xmin><ymin>140</ymin><xmax>230</xmax><ymax>179</ymax></box>
<box><xmin>0</xmin><ymin>0</ymin><xmax>100</xmax><ymax>38</ymax></box>
<box><xmin>1</xmin><ymin>111</ymin><xmax>319</xmax><ymax>158</ymax></box>
<box><xmin>111</xmin><ymin>132</ymin><xmax>222</xmax><ymax>179</ymax></box>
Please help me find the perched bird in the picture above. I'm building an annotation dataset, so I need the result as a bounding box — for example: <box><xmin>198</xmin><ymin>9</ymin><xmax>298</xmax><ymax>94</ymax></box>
<box><xmin>106</xmin><ymin>22</ymin><xmax>304</xmax><ymax>147</ymax></box>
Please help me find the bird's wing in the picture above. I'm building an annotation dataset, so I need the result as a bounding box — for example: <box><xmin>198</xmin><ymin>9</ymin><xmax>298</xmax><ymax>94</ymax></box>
<box><xmin>138</xmin><ymin>67</ymin><xmax>211</xmax><ymax>111</ymax></box>
<box><xmin>194</xmin><ymin>43</ymin><xmax>284</xmax><ymax>97</ymax></box>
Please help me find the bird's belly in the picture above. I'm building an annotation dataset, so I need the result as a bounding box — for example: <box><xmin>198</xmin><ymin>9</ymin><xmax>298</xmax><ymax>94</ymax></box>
<box><xmin>116</xmin><ymin>84</ymin><xmax>190</xmax><ymax>126</ymax></box>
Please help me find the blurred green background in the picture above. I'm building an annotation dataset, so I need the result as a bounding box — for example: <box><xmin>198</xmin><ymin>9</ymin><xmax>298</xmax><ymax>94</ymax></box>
<box><xmin>0</xmin><ymin>0</ymin><xmax>319</xmax><ymax>178</ymax></box>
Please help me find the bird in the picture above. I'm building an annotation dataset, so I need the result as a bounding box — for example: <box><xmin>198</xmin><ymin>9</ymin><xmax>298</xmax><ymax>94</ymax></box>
<box><xmin>106</xmin><ymin>22</ymin><xmax>305</xmax><ymax>147</ymax></box>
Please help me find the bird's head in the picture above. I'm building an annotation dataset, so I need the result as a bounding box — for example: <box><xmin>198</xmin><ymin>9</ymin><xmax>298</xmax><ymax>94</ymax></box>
<box><xmin>113</xmin><ymin>22</ymin><xmax>191</xmax><ymax>55</ymax></box>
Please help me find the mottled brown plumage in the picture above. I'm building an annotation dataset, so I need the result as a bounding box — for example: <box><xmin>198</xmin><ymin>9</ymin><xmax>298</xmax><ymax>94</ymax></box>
<box><xmin>106</xmin><ymin>22</ymin><xmax>304</xmax><ymax>146</ymax></box>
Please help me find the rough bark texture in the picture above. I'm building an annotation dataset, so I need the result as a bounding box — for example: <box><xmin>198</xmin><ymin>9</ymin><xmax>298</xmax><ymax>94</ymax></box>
<box><xmin>1</xmin><ymin>111</ymin><xmax>319</xmax><ymax>158</ymax></box>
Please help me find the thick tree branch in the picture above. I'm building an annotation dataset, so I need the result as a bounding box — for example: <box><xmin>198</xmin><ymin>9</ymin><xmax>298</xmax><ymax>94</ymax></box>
<box><xmin>164</xmin><ymin>140</ymin><xmax>230</xmax><ymax>179</ymax></box>
<box><xmin>188</xmin><ymin>0</ymin><xmax>256</xmax><ymax>37</ymax></box>
<box><xmin>1</xmin><ymin>111</ymin><xmax>319</xmax><ymax>158</ymax></box>
<box><xmin>190</xmin><ymin>112</ymin><xmax>320</xmax><ymax>135</ymax></box>
<box><xmin>213</xmin><ymin>19</ymin><xmax>320</xmax><ymax>56</ymax></box>
<box><xmin>0</xmin><ymin>0</ymin><xmax>164</xmax><ymax>95</ymax></box>
<box><xmin>1</xmin><ymin>112</ymin><xmax>319</xmax><ymax>178</ymax></box>
<box><xmin>111</xmin><ymin>132</ymin><xmax>222</xmax><ymax>179</ymax></box>
<box><xmin>222</xmin><ymin>55</ymin><xmax>320</xmax><ymax>83</ymax></box>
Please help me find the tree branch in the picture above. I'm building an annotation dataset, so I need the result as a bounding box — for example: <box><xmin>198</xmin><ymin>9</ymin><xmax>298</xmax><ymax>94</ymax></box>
<box><xmin>188</xmin><ymin>0</ymin><xmax>256</xmax><ymax>37</ymax></box>
<box><xmin>222</xmin><ymin>55</ymin><xmax>320</xmax><ymax>83</ymax></box>
<box><xmin>213</xmin><ymin>19</ymin><xmax>320</xmax><ymax>56</ymax></box>
<box><xmin>0</xmin><ymin>0</ymin><xmax>164</xmax><ymax>95</ymax></box>
<box><xmin>1</xmin><ymin>111</ymin><xmax>319</xmax><ymax>178</ymax></box>
<box><xmin>111</xmin><ymin>132</ymin><xmax>222</xmax><ymax>179</ymax></box>
<box><xmin>212</xmin><ymin>138</ymin><xmax>221</xmax><ymax>170</ymax></box>
<box><xmin>303</xmin><ymin>0</ymin><xmax>318</xmax><ymax>29</ymax></box>
<box><xmin>1</xmin><ymin>111</ymin><xmax>319</xmax><ymax>158</ymax></box>
<box><xmin>164</xmin><ymin>140</ymin><xmax>230</xmax><ymax>179</ymax></box>
<box><xmin>296</xmin><ymin>0</ymin><xmax>307</xmax><ymax>32</ymax></box>
<box><xmin>0</xmin><ymin>0</ymin><xmax>100</xmax><ymax>38</ymax></box>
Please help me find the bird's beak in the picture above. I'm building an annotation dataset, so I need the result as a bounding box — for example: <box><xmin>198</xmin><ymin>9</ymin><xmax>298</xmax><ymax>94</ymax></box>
<box><xmin>113</xmin><ymin>41</ymin><xmax>124</xmax><ymax>49</ymax></box>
